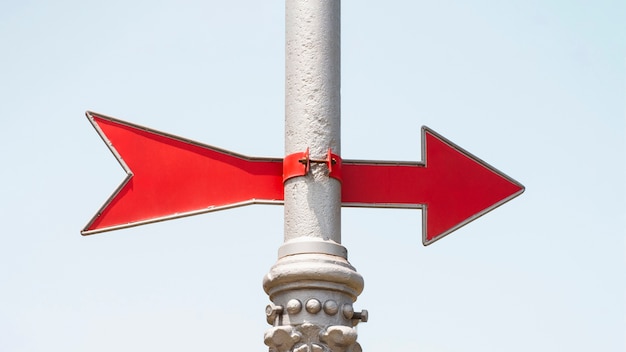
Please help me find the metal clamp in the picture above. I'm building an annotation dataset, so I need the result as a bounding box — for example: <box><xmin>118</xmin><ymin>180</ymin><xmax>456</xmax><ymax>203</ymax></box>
<box><xmin>283</xmin><ymin>148</ymin><xmax>342</xmax><ymax>183</ymax></box>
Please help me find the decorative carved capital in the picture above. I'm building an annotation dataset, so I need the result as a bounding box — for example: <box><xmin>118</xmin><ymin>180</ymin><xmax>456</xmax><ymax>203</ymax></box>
<box><xmin>264</xmin><ymin>324</ymin><xmax>362</xmax><ymax>352</ymax></box>
<box><xmin>265</xmin><ymin>326</ymin><xmax>301</xmax><ymax>352</ymax></box>
<box><xmin>319</xmin><ymin>326</ymin><xmax>361</xmax><ymax>352</ymax></box>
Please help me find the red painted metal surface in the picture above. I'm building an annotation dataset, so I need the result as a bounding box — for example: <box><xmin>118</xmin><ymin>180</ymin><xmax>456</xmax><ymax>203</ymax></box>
<box><xmin>83</xmin><ymin>112</ymin><xmax>523</xmax><ymax>245</ymax></box>
<box><xmin>283</xmin><ymin>149</ymin><xmax>342</xmax><ymax>182</ymax></box>
<box><xmin>283</xmin><ymin>149</ymin><xmax>309</xmax><ymax>182</ymax></box>
<box><xmin>82</xmin><ymin>112</ymin><xmax>283</xmax><ymax>235</ymax></box>
<box><xmin>341</xmin><ymin>128</ymin><xmax>524</xmax><ymax>245</ymax></box>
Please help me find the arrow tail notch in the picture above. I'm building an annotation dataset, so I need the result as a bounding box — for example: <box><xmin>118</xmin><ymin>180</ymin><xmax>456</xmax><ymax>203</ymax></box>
<box><xmin>82</xmin><ymin>112</ymin><xmax>284</xmax><ymax>235</ymax></box>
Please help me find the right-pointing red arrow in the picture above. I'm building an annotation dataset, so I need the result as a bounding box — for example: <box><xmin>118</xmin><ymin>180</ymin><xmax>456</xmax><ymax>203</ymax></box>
<box><xmin>83</xmin><ymin>112</ymin><xmax>523</xmax><ymax>245</ymax></box>
<box><xmin>341</xmin><ymin>127</ymin><xmax>525</xmax><ymax>245</ymax></box>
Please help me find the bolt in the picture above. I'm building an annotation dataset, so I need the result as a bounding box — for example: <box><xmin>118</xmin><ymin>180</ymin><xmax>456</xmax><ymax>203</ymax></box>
<box><xmin>353</xmin><ymin>309</ymin><xmax>368</xmax><ymax>323</ymax></box>
<box><xmin>265</xmin><ymin>304</ymin><xmax>283</xmax><ymax>325</ymax></box>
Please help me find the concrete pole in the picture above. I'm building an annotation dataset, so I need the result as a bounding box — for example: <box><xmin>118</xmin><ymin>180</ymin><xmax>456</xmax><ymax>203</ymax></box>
<box><xmin>264</xmin><ymin>1</ymin><xmax>366</xmax><ymax>351</ymax></box>
<box><xmin>283</xmin><ymin>0</ymin><xmax>341</xmax><ymax>245</ymax></box>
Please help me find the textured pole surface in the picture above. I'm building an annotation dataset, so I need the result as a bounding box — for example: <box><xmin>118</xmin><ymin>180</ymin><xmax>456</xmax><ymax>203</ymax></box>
<box><xmin>284</xmin><ymin>0</ymin><xmax>341</xmax><ymax>245</ymax></box>
<box><xmin>264</xmin><ymin>1</ymin><xmax>366</xmax><ymax>351</ymax></box>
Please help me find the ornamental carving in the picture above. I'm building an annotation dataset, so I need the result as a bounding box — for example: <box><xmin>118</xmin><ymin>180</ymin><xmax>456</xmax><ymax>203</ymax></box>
<box><xmin>265</xmin><ymin>324</ymin><xmax>362</xmax><ymax>352</ymax></box>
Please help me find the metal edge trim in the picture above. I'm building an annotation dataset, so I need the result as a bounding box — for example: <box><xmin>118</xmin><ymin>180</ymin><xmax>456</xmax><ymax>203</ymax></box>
<box><xmin>420</xmin><ymin>126</ymin><xmax>525</xmax><ymax>246</ymax></box>
<box><xmin>81</xmin><ymin>111</ymin><xmax>284</xmax><ymax>235</ymax></box>
<box><xmin>81</xmin><ymin>199</ymin><xmax>284</xmax><ymax>235</ymax></box>
<box><xmin>84</xmin><ymin>111</ymin><xmax>282</xmax><ymax>163</ymax></box>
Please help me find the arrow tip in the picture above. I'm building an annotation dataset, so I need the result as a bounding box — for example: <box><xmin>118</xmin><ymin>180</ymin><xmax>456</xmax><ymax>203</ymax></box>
<box><xmin>422</xmin><ymin>127</ymin><xmax>524</xmax><ymax>246</ymax></box>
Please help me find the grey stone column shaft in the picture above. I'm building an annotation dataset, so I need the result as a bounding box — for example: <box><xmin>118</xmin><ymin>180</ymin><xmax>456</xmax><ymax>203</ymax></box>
<box><xmin>264</xmin><ymin>2</ymin><xmax>366</xmax><ymax>352</ymax></box>
<box><xmin>284</xmin><ymin>0</ymin><xmax>341</xmax><ymax>245</ymax></box>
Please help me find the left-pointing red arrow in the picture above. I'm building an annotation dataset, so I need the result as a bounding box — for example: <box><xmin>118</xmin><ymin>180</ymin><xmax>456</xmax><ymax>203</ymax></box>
<box><xmin>82</xmin><ymin>112</ymin><xmax>284</xmax><ymax>235</ymax></box>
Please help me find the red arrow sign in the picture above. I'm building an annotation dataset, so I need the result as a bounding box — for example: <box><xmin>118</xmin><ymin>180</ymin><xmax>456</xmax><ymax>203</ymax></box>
<box><xmin>83</xmin><ymin>112</ymin><xmax>524</xmax><ymax>245</ymax></box>
<box><xmin>82</xmin><ymin>112</ymin><xmax>283</xmax><ymax>235</ymax></box>
<box><xmin>341</xmin><ymin>128</ymin><xmax>524</xmax><ymax>245</ymax></box>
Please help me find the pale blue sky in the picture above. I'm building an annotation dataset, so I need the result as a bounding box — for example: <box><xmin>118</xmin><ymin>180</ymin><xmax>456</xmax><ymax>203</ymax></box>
<box><xmin>1</xmin><ymin>1</ymin><xmax>624</xmax><ymax>351</ymax></box>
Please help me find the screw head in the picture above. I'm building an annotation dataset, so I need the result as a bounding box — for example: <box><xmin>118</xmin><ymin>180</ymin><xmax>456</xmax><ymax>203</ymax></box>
<box><xmin>355</xmin><ymin>309</ymin><xmax>368</xmax><ymax>322</ymax></box>
<box><xmin>265</xmin><ymin>304</ymin><xmax>283</xmax><ymax>325</ymax></box>
<box><xmin>265</xmin><ymin>304</ymin><xmax>274</xmax><ymax>317</ymax></box>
